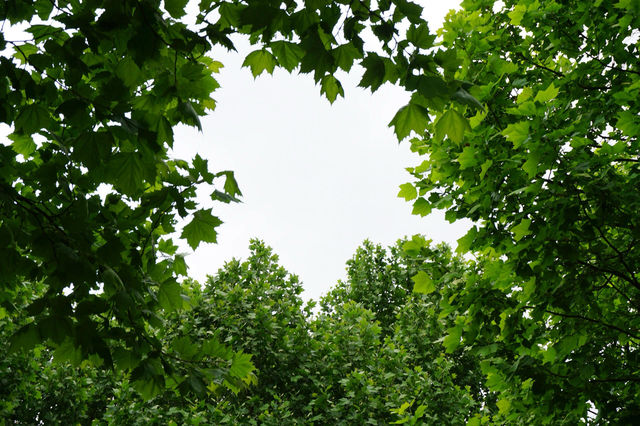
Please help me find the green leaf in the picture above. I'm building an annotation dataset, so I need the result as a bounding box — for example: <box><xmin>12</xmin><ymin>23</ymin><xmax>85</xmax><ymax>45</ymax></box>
<box><xmin>108</xmin><ymin>152</ymin><xmax>147</xmax><ymax>195</ymax></box>
<box><xmin>116</xmin><ymin>57</ymin><xmax>142</xmax><ymax>88</ymax></box>
<box><xmin>443</xmin><ymin>326</ymin><xmax>462</xmax><ymax>353</ymax></box>
<box><xmin>8</xmin><ymin>133</ymin><xmax>36</xmax><ymax>156</ymax></box>
<box><xmin>412</xmin><ymin>270</ymin><xmax>435</xmax><ymax>294</ymax></box>
<box><xmin>217</xmin><ymin>170</ymin><xmax>242</xmax><ymax>197</ymax></box>
<box><xmin>173</xmin><ymin>336</ymin><xmax>199</xmax><ymax>360</ymax></box>
<box><xmin>359</xmin><ymin>53</ymin><xmax>386</xmax><ymax>91</ymax></box>
<box><xmin>522</xmin><ymin>151</ymin><xmax>540</xmax><ymax>178</ymax></box>
<box><xmin>229</xmin><ymin>351</ymin><xmax>254</xmax><ymax>379</ymax></box>
<box><xmin>452</xmin><ymin>87</ymin><xmax>484</xmax><ymax>111</ymax></box>
<box><xmin>164</xmin><ymin>0</ymin><xmax>189</xmax><ymax>18</ymax></box>
<box><xmin>320</xmin><ymin>75</ymin><xmax>344</xmax><ymax>104</ymax></box>
<box><xmin>389</xmin><ymin>103</ymin><xmax>429</xmax><ymax>140</ymax></box>
<box><xmin>511</xmin><ymin>218</ymin><xmax>532</xmax><ymax>241</ymax></box>
<box><xmin>271</xmin><ymin>41</ymin><xmax>304</xmax><ymax>72</ymax></box>
<box><xmin>181</xmin><ymin>209</ymin><xmax>223</xmax><ymax>250</ymax></box>
<box><xmin>178</xmin><ymin>101</ymin><xmax>202</xmax><ymax>131</ymax></box>
<box><xmin>407</xmin><ymin>23</ymin><xmax>435</xmax><ymax>48</ymax></box>
<box><xmin>435</xmin><ymin>109</ymin><xmax>470</xmax><ymax>144</ymax></box>
<box><xmin>173</xmin><ymin>254</ymin><xmax>188</xmax><ymax>276</ymax></box>
<box><xmin>457</xmin><ymin>146</ymin><xmax>478</xmax><ymax>169</ymax></box>
<box><xmin>434</xmin><ymin>49</ymin><xmax>461</xmax><ymax>72</ymax></box>
<box><xmin>15</xmin><ymin>104</ymin><xmax>51</xmax><ymax>135</ymax></box>
<box><xmin>52</xmin><ymin>339</ymin><xmax>83</xmax><ymax>366</ymax></box>
<box><xmin>456</xmin><ymin>226</ymin><xmax>477</xmax><ymax>253</ymax></box>
<box><xmin>480</xmin><ymin>159</ymin><xmax>492</xmax><ymax>179</ymax></box>
<box><xmin>412</xmin><ymin>197</ymin><xmax>431</xmax><ymax>216</ymax></box>
<box><xmin>242</xmin><ymin>49</ymin><xmax>277</xmax><ymax>77</ymax></box>
<box><xmin>158</xmin><ymin>280</ymin><xmax>183</xmax><ymax>311</ymax></box>
<box><xmin>398</xmin><ymin>183</ymin><xmax>417</xmax><ymax>201</ymax></box>
<box><xmin>497</xmin><ymin>399</ymin><xmax>511</xmax><ymax>414</ymax></box>
<box><xmin>533</xmin><ymin>82</ymin><xmax>559</xmax><ymax>103</ymax></box>
<box><xmin>501</xmin><ymin>121</ymin><xmax>530</xmax><ymax>148</ymax></box>
<box><xmin>113</xmin><ymin>347</ymin><xmax>139</xmax><ymax>371</ymax></box>
<box><xmin>332</xmin><ymin>43</ymin><xmax>362</xmax><ymax>72</ymax></box>
<box><xmin>507</xmin><ymin>4</ymin><xmax>526</xmax><ymax>25</ymax></box>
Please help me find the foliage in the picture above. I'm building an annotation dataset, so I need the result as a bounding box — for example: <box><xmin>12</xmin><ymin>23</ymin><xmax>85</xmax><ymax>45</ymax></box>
<box><xmin>401</xmin><ymin>0</ymin><xmax>640</xmax><ymax>422</ymax></box>
<box><xmin>0</xmin><ymin>0</ymin><xmax>473</xmax><ymax>398</ymax></box>
<box><xmin>1</xmin><ymin>239</ymin><xmax>484</xmax><ymax>423</ymax></box>
<box><xmin>4</xmin><ymin>0</ymin><xmax>638</xmax><ymax>422</ymax></box>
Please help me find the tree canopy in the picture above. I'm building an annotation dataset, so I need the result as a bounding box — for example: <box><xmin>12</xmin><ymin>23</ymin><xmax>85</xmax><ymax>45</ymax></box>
<box><xmin>401</xmin><ymin>0</ymin><xmax>640</xmax><ymax>422</ymax></box>
<box><xmin>2</xmin><ymin>0</ymin><xmax>639</xmax><ymax>422</ymax></box>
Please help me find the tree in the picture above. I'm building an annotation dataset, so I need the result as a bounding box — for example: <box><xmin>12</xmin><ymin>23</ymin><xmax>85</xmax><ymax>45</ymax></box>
<box><xmin>1</xmin><ymin>0</ymin><xmax>465</xmax><ymax>397</ymax></box>
<box><xmin>1</xmin><ymin>239</ymin><xmax>484</xmax><ymax>423</ymax></box>
<box><xmin>189</xmin><ymin>239</ymin><xmax>483</xmax><ymax>424</ymax></box>
<box><xmin>401</xmin><ymin>0</ymin><xmax>640</xmax><ymax>422</ymax></box>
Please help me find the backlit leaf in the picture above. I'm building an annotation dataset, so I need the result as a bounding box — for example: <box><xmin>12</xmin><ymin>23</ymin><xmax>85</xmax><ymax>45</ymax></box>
<box><xmin>412</xmin><ymin>270</ymin><xmax>435</xmax><ymax>294</ymax></box>
<box><xmin>435</xmin><ymin>109</ymin><xmax>470</xmax><ymax>144</ymax></box>
<box><xmin>242</xmin><ymin>49</ymin><xmax>277</xmax><ymax>77</ymax></box>
<box><xmin>181</xmin><ymin>209</ymin><xmax>223</xmax><ymax>250</ymax></box>
<box><xmin>389</xmin><ymin>103</ymin><xmax>429</xmax><ymax>140</ymax></box>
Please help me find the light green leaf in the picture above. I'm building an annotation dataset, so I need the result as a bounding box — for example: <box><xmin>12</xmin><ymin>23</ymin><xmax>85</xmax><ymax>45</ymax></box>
<box><xmin>229</xmin><ymin>351</ymin><xmax>254</xmax><ymax>379</ymax></box>
<box><xmin>412</xmin><ymin>270</ymin><xmax>435</xmax><ymax>294</ymax></box>
<box><xmin>497</xmin><ymin>399</ymin><xmax>511</xmax><ymax>414</ymax></box>
<box><xmin>469</xmin><ymin>108</ymin><xmax>487</xmax><ymax>128</ymax></box>
<box><xmin>320</xmin><ymin>75</ymin><xmax>344</xmax><ymax>104</ymax></box>
<box><xmin>435</xmin><ymin>109</ymin><xmax>470</xmax><ymax>144</ymax></box>
<box><xmin>181</xmin><ymin>209</ymin><xmax>223</xmax><ymax>250</ymax></box>
<box><xmin>443</xmin><ymin>325</ymin><xmax>462</xmax><ymax>353</ymax></box>
<box><xmin>480</xmin><ymin>159</ymin><xmax>493</xmax><ymax>179</ymax></box>
<box><xmin>511</xmin><ymin>218</ymin><xmax>532</xmax><ymax>241</ymax></box>
<box><xmin>456</xmin><ymin>226</ymin><xmax>477</xmax><ymax>253</ymax></box>
<box><xmin>388</xmin><ymin>102</ymin><xmax>429</xmax><ymax>140</ymax></box>
<box><xmin>8</xmin><ymin>133</ymin><xmax>36</xmax><ymax>156</ymax></box>
<box><xmin>242</xmin><ymin>49</ymin><xmax>277</xmax><ymax>77</ymax></box>
<box><xmin>534</xmin><ymin>83</ymin><xmax>559</xmax><ymax>103</ymax></box>
<box><xmin>616</xmin><ymin>110</ymin><xmax>640</xmax><ymax>137</ymax></box>
<box><xmin>501</xmin><ymin>121</ymin><xmax>530</xmax><ymax>148</ymax></box>
<box><xmin>457</xmin><ymin>145</ymin><xmax>478</xmax><ymax>169</ymax></box>
<box><xmin>522</xmin><ymin>151</ymin><xmax>540</xmax><ymax>178</ymax></box>
<box><xmin>516</xmin><ymin>87</ymin><xmax>533</xmax><ymax>104</ymax></box>
<box><xmin>398</xmin><ymin>183</ymin><xmax>417</xmax><ymax>201</ymax></box>
<box><xmin>412</xmin><ymin>197</ymin><xmax>431</xmax><ymax>216</ymax></box>
<box><xmin>507</xmin><ymin>4</ymin><xmax>526</xmax><ymax>25</ymax></box>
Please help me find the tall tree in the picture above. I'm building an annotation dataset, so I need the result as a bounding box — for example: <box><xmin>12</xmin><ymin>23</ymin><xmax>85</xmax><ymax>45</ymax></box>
<box><xmin>402</xmin><ymin>0</ymin><xmax>640</xmax><ymax>422</ymax></box>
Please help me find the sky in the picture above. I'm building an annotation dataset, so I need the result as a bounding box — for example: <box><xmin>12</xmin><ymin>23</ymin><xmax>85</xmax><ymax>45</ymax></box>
<box><xmin>171</xmin><ymin>0</ymin><xmax>468</xmax><ymax>301</ymax></box>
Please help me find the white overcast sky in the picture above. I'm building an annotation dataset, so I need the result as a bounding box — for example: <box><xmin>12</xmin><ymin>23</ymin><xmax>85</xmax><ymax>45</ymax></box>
<box><xmin>172</xmin><ymin>0</ymin><xmax>468</xmax><ymax>301</ymax></box>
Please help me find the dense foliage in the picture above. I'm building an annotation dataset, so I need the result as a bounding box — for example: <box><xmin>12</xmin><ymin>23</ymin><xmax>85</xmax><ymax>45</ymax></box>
<box><xmin>2</xmin><ymin>0</ymin><xmax>639</xmax><ymax>422</ymax></box>
<box><xmin>1</xmin><ymin>239</ymin><xmax>486</xmax><ymax>423</ymax></box>
<box><xmin>400</xmin><ymin>0</ymin><xmax>640</xmax><ymax>422</ymax></box>
<box><xmin>0</xmin><ymin>0</ymin><xmax>467</xmax><ymax>398</ymax></box>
